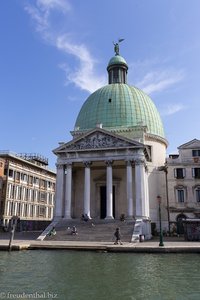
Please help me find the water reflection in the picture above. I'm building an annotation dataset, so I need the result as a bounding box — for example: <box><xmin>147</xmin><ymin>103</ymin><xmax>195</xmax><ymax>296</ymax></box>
<box><xmin>0</xmin><ymin>251</ymin><xmax>200</xmax><ymax>300</ymax></box>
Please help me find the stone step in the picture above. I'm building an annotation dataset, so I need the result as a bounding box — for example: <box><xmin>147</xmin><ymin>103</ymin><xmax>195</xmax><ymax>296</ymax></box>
<box><xmin>45</xmin><ymin>219</ymin><xmax>135</xmax><ymax>242</ymax></box>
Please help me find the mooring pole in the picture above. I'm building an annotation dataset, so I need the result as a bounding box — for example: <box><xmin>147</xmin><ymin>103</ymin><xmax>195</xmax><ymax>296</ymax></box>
<box><xmin>8</xmin><ymin>224</ymin><xmax>16</xmax><ymax>252</ymax></box>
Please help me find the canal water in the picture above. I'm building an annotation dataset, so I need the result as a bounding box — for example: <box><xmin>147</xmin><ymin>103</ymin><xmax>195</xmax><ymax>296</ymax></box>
<box><xmin>0</xmin><ymin>250</ymin><xmax>200</xmax><ymax>300</ymax></box>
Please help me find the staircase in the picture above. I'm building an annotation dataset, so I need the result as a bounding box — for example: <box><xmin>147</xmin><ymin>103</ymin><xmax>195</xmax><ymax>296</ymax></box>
<box><xmin>45</xmin><ymin>219</ymin><xmax>135</xmax><ymax>243</ymax></box>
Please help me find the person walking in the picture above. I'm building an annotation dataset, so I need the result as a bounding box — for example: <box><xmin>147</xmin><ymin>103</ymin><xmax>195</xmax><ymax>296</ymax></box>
<box><xmin>114</xmin><ymin>227</ymin><xmax>123</xmax><ymax>245</ymax></box>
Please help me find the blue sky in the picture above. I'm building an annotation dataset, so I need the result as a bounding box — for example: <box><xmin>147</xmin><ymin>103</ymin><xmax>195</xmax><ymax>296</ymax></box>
<box><xmin>1</xmin><ymin>0</ymin><xmax>200</xmax><ymax>169</ymax></box>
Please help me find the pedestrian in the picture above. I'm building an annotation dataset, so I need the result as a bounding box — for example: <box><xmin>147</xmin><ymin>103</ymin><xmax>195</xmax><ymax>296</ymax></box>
<box><xmin>114</xmin><ymin>227</ymin><xmax>123</xmax><ymax>245</ymax></box>
<box><xmin>71</xmin><ymin>226</ymin><xmax>78</xmax><ymax>235</ymax></box>
<box><xmin>49</xmin><ymin>226</ymin><xmax>56</xmax><ymax>236</ymax></box>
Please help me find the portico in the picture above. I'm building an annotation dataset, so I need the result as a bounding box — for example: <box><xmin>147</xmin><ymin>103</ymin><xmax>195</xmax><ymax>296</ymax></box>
<box><xmin>53</xmin><ymin>128</ymin><xmax>150</xmax><ymax>222</ymax></box>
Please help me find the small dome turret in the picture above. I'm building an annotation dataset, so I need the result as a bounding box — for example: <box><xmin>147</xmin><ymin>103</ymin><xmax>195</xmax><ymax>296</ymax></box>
<box><xmin>107</xmin><ymin>40</ymin><xmax>128</xmax><ymax>84</ymax></box>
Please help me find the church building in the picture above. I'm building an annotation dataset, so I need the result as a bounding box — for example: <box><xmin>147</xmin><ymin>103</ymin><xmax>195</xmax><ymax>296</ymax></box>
<box><xmin>53</xmin><ymin>43</ymin><xmax>168</xmax><ymax>239</ymax></box>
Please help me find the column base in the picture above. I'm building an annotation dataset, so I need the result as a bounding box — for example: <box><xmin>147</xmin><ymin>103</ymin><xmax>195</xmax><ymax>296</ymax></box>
<box><xmin>105</xmin><ymin>216</ymin><xmax>114</xmax><ymax>220</ymax></box>
<box><xmin>126</xmin><ymin>215</ymin><xmax>135</xmax><ymax>220</ymax></box>
<box><xmin>64</xmin><ymin>216</ymin><xmax>72</xmax><ymax>220</ymax></box>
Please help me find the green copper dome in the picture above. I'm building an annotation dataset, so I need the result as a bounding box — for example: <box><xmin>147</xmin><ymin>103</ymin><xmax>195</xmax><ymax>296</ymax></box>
<box><xmin>74</xmin><ymin>46</ymin><xmax>165</xmax><ymax>139</ymax></box>
<box><xmin>75</xmin><ymin>83</ymin><xmax>165</xmax><ymax>138</ymax></box>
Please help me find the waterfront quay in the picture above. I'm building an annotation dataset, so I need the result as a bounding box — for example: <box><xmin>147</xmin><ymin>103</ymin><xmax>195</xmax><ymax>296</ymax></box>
<box><xmin>0</xmin><ymin>234</ymin><xmax>200</xmax><ymax>253</ymax></box>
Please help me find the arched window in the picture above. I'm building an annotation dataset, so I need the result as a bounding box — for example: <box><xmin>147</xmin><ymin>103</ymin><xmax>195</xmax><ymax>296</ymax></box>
<box><xmin>194</xmin><ymin>186</ymin><xmax>200</xmax><ymax>202</ymax></box>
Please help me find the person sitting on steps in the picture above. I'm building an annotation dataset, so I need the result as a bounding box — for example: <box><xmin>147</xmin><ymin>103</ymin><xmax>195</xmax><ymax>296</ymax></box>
<box><xmin>120</xmin><ymin>214</ymin><xmax>125</xmax><ymax>222</ymax></box>
<box><xmin>81</xmin><ymin>214</ymin><xmax>89</xmax><ymax>222</ymax></box>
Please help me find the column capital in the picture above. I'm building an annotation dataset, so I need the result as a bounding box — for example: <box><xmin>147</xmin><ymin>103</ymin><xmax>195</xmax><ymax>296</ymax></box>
<box><xmin>126</xmin><ymin>160</ymin><xmax>134</xmax><ymax>167</ymax></box>
<box><xmin>83</xmin><ymin>161</ymin><xmax>92</xmax><ymax>168</ymax></box>
<box><xmin>105</xmin><ymin>160</ymin><xmax>113</xmax><ymax>167</ymax></box>
<box><xmin>56</xmin><ymin>163</ymin><xmax>64</xmax><ymax>169</ymax></box>
<box><xmin>134</xmin><ymin>158</ymin><xmax>145</xmax><ymax>165</ymax></box>
<box><xmin>66</xmin><ymin>161</ymin><xmax>72</xmax><ymax>166</ymax></box>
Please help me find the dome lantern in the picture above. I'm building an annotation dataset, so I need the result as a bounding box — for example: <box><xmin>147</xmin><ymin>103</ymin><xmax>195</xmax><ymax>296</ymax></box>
<box><xmin>107</xmin><ymin>40</ymin><xmax>128</xmax><ymax>84</ymax></box>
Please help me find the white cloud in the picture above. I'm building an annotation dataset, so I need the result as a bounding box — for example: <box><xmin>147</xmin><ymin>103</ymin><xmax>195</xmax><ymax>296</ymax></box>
<box><xmin>37</xmin><ymin>0</ymin><xmax>71</xmax><ymax>12</ymax></box>
<box><xmin>136</xmin><ymin>69</ymin><xmax>185</xmax><ymax>95</ymax></box>
<box><xmin>25</xmin><ymin>4</ymin><xmax>49</xmax><ymax>32</ymax></box>
<box><xmin>160</xmin><ymin>103</ymin><xmax>186</xmax><ymax>116</ymax></box>
<box><xmin>24</xmin><ymin>0</ymin><xmax>105</xmax><ymax>93</ymax></box>
<box><xmin>57</xmin><ymin>35</ymin><xmax>106</xmax><ymax>92</ymax></box>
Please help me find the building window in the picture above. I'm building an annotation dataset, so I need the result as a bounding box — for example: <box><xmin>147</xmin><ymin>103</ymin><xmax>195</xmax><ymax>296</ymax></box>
<box><xmin>11</xmin><ymin>185</ymin><xmax>15</xmax><ymax>199</ymax></box>
<box><xmin>29</xmin><ymin>189</ymin><xmax>32</xmax><ymax>201</ymax></box>
<box><xmin>174</xmin><ymin>168</ymin><xmax>185</xmax><ymax>179</ymax></box>
<box><xmin>177</xmin><ymin>189</ymin><xmax>185</xmax><ymax>203</ymax></box>
<box><xmin>26</xmin><ymin>188</ymin><xmax>29</xmax><ymax>200</ymax></box>
<box><xmin>192</xmin><ymin>168</ymin><xmax>200</xmax><ymax>179</ymax></box>
<box><xmin>21</xmin><ymin>173</ymin><xmax>27</xmax><ymax>182</ymax></box>
<box><xmin>15</xmin><ymin>172</ymin><xmax>20</xmax><ymax>181</ymax></box>
<box><xmin>22</xmin><ymin>187</ymin><xmax>26</xmax><ymax>200</ymax></box>
<box><xmin>47</xmin><ymin>181</ymin><xmax>51</xmax><ymax>188</ymax></box>
<box><xmin>8</xmin><ymin>169</ymin><xmax>14</xmax><ymax>178</ymax></box>
<box><xmin>17</xmin><ymin>203</ymin><xmax>21</xmax><ymax>216</ymax></box>
<box><xmin>195</xmin><ymin>188</ymin><xmax>200</xmax><ymax>202</ymax></box>
<box><xmin>39</xmin><ymin>206</ymin><xmax>46</xmax><ymax>217</ymax></box>
<box><xmin>30</xmin><ymin>205</ymin><xmax>34</xmax><ymax>217</ymax></box>
<box><xmin>34</xmin><ymin>177</ymin><xmax>39</xmax><ymax>185</ymax></box>
<box><xmin>18</xmin><ymin>186</ymin><xmax>22</xmax><ymax>200</ymax></box>
<box><xmin>10</xmin><ymin>202</ymin><xmax>14</xmax><ymax>216</ymax></box>
<box><xmin>24</xmin><ymin>204</ymin><xmax>27</xmax><ymax>217</ymax></box>
<box><xmin>40</xmin><ymin>179</ymin><xmax>45</xmax><ymax>188</ymax></box>
<box><xmin>192</xmin><ymin>150</ymin><xmax>200</xmax><ymax>157</ymax></box>
<box><xmin>40</xmin><ymin>192</ymin><xmax>46</xmax><ymax>203</ymax></box>
<box><xmin>29</xmin><ymin>176</ymin><xmax>33</xmax><ymax>184</ymax></box>
<box><xmin>35</xmin><ymin>190</ymin><xmax>38</xmax><ymax>201</ymax></box>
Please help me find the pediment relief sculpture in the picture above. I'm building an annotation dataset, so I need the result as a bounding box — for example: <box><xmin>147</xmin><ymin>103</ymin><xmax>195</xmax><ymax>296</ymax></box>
<box><xmin>63</xmin><ymin>132</ymin><xmax>138</xmax><ymax>151</ymax></box>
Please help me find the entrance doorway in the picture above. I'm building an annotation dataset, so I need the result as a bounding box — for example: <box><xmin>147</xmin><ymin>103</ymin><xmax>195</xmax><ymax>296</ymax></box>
<box><xmin>176</xmin><ymin>214</ymin><xmax>187</xmax><ymax>235</ymax></box>
<box><xmin>100</xmin><ymin>186</ymin><xmax>115</xmax><ymax>219</ymax></box>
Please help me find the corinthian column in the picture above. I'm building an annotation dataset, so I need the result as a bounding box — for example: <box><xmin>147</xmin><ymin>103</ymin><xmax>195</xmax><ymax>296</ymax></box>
<box><xmin>64</xmin><ymin>163</ymin><xmax>72</xmax><ymax>219</ymax></box>
<box><xmin>84</xmin><ymin>161</ymin><xmax>92</xmax><ymax>218</ymax></box>
<box><xmin>54</xmin><ymin>164</ymin><xmax>65</xmax><ymax>219</ymax></box>
<box><xmin>105</xmin><ymin>160</ymin><xmax>114</xmax><ymax>219</ymax></box>
<box><xmin>135</xmin><ymin>159</ymin><xmax>145</xmax><ymax>218</ymax></box>
<box><xmin>126</xmin><ymin>160</ymin><xmax>133</xmax><ymax>218</ymax></box>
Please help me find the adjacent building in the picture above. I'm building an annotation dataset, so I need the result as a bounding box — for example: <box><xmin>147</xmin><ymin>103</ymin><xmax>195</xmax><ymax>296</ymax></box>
<box><xmin>0</xmin><ymin>151</ymin><xmax>56</xmax><ymax>230</ymax></box>
<box><xmin>166</xmin><ymin>139</ymin><xmax>200</xmax><ymax>234</ymax></box>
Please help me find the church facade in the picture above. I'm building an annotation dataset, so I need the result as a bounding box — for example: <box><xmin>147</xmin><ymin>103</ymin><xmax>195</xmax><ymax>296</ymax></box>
<box><xmin>53</xmin><ymin>44</ymin><xmax>169</xmax><ymax>239</ymax></box>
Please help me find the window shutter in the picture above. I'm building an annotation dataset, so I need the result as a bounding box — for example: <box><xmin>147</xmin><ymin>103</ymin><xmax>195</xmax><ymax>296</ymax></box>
<box><xmin>174</xmin><ymin>168</ymin><xmax>177</xmax><ymax>178</ymax></box>
<box><xmin>183</xmin><ymin>168</ymin><xmax>186</xmax><ymax>177</ymax></box>
<box><xmin>192</xmin><ymin>168</ymin><xmax>195</xmax><ymax>177</ymax></box>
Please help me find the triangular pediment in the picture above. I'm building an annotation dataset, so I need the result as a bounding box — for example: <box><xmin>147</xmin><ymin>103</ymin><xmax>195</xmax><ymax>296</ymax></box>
<box><xmin>53</xmin><ymin>128</ymin><xmax>144</xmax><ymax>154</ymax></box>
<box><xmin>178</xmin><ymin>139</ymin><xmax>200</xmax><ymax>150</ymax></box>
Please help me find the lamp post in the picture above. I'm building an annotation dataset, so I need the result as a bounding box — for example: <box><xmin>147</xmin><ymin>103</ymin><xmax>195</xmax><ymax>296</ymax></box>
<box><xmin>157</xmin><ymin>195</ymin><xmax>164</xmax><ymax>247</ymax></box>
